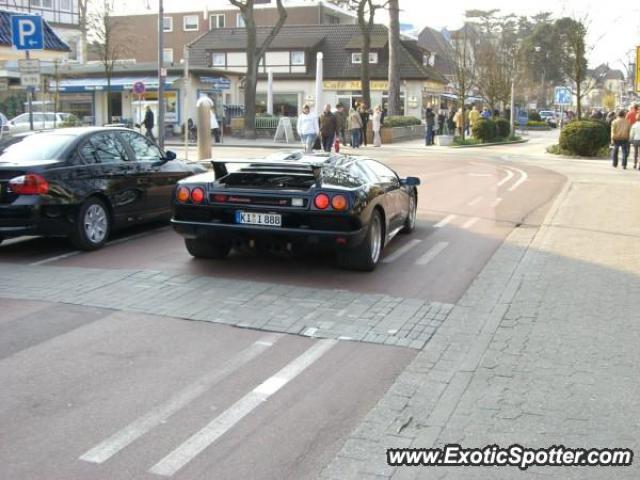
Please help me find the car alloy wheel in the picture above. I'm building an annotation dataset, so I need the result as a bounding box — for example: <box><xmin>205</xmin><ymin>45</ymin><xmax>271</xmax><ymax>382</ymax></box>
<box><xmin>369</xmin><ymin>212</ymin><xmax>382</xmax><ymax>263</ymax></box>
<box><xmin>84</xmin><ymin>204</ymin><xmax>108</xmax><ymax>245</ymax></box>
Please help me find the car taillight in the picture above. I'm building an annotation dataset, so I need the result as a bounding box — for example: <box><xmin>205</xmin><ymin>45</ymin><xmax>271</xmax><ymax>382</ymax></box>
<box><xmin>191</xmin><ymin>187</ymin><xmax>205</xmax><ymax>204</ymax></box>
<box><xmin>8</xmin><ymin>174</ymin><xmax>49</xmax><ymax>195</ymax></box>
<box><xmin>314</xmin><ymin>193</ymin><xmax>330</xmax><ymax>209</ymax></box>
<box><xmin>212</xmin><ymin>194</ymin><xmax>227</xmax><ymax>203</ymax></box>
<box><xmin>176</xmin><ymin>186</ymin><xmax>190</xmax><ymax>203</ymax></box>
<box><xmin>331</xmin><ymin>194</ymin><xmax>348</xmax><ymax>211</ymax></box>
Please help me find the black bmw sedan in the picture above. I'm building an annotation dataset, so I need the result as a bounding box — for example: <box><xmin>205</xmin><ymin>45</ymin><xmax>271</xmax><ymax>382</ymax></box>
<box><xmin>171</xmin><ymin>152</ymin><xmax>420</xmax><ymax>271</ymax></box>
<box><xmin>0</xmin><ymin>127</ymin><xmax>203</xmax><ymax>250</ymax></box>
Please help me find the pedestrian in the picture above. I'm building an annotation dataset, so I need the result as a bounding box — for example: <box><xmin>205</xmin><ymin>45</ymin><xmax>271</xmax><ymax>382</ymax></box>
<box><xmin>425</xmin><ymin>107</ymin><xmax>436</xmax><ymax>145</ymax></box>
<box><xmin>611</xmin><ymin>109</ymin><xmax>631</xmax><ymax>169</ymax></box>
<box><xmin>447</xmin><ymin>109</ymin><xmax>456</xmax><ymax>134</ymax></box>
<box><xmin>359</xmin><ymin>103</ymin><xmax>371</xmax><ymax>147</ymax></box>
<box><xmin>143</xmin><ymin>105</ymin><xmax>155</xmax><ymax>141</ymax></box>
<box><xmin>296</xmin><ymin>104</ymin><xmax>319</xmax><ymax>153</ymax></box>
<box><xmin>210</xmin><ymin>108</ymin><xmax>220</xmax><ymax>143</ymax></box>
<box><xmin>626</xmin><ymin>104</ymin><xmax>639</xmax><ymax>125</ymax></box>
<box><xmin>349</xmin><ymin>107</ymin><xmax>363</xmax><ymax>148</ymax></box>
<box><xmin>335</xmin><ymin>103</ymin><xmax>347</xmax><ymax>145</ymax></box>
<box><xmin>630</xmin><ymin>117</ymin><xmax>640</xmax><ymax>169</ymax></box>
<box><xmin>481</xmin><ymin>107</ymin><xmax>491</xmax><ymax>120</ymax></box>
<box><xmin>372</xmin><ymin>105</ymin><xmax>383</xmax><ymax>147</ymax></box>
<box><xmin>468</xmin><ymin>105</ymin><xmax>480</xmax><ymax>136</ymax></box>
<box><xmin>606</xmin><ymin>111</ymin><xmax>616</xmax><ymax>126</ymax></box>
<box><xmin>437</xmin><ymin>108</ymin><xmax>446</xmax><ymax>135</ymax></box>
<box><xmin>319</xmin><ymin>104</ymin><xmax>337</xmax><ymax>153</ymax></box>
<box><xmin>454</xmin><ymin>107</ymin><xmax>464</xmax><ymax>136</ymax></box>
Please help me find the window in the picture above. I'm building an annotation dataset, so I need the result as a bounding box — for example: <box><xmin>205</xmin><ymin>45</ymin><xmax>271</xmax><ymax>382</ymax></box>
<box><xmin>429</xmin><ymin>53</ymin><xmax>436</xmax><ymax>66</ymax></box>
<box><xmin>236</xmin><ymin>13</ymin><xmax>245</xmax><ymax>27</ymax></box>
<box><xmin>368</xmin><ymin>52</ymin><xmax>378</xmax><ymax>64</ymax></box>
<box><xmin>0</xmin><ymin>134</ymin><xmax>74</xmax><ymax>163</ymax></box>
<box><xmin>31</xmin><ymin>0</ymin><xmax>41</xmax><ymax>6</ymax></box>
<box><xmin>351</xmin><ymin>52</ymin><xmax>362</xmax><ymax>64</ymax></box>
<box><xmin>183</xmin><ymin>15</ymin><xmax>199</xmax><ymax>31</ymax></box>
<box><xmin>212</xmin><ymin>53</ymin><xmax>226</xmax><ymax>67</ymax></box>
<box><xmin>210</xmin><ymin>14</ymin><xmax>225</xmax><ymax>29</ymax></box>
<box><xmin>326</xmin><ymin>14</ymin><xmax>340</xmax><ymax>24</ymax></box>
<box><xmin>255</xmin><ymin>92</ymin><xmax>299</xmax><ymax>116</ymax></box>
<box><xmin>163</xmin><ymin>16</ymin><xmax>173</xmax><ymax>32</ymax></box>
<box><xmin>60</xmin><ymin>0</ymin><xmax>71</xmax><ymax>10</ymax></box>
<box><xmin>291</xmin><ymin>51</ymin><xmax>305</xmax><ymax>65</ymax></box>
<box><xmin>163</xmin><ymin>48</ymin><xmax>174</xmax><ymax>63</ymax></box>
<box><xmin>121</xmin><ymin>132</ymin><xmax>163</xmax><ymax>162</ymax></box>
<box><xmin>81</xmin><ymin>133</ymin><xmax>129</xmax><ymax>164</ymax></box>
<box><xmin>423</xmin><ymin>53</ymin><xmax>430</xmax><ymax>66</ymax></box>
<box><xmin>363</xmin><ymin>160</ymin><xmax>399</xmax><ymax>185</ymax></box>
<box><xmin>42</xmin><ymin>0</ymin><xmax>52</xmax><ymax>7</ymax></box>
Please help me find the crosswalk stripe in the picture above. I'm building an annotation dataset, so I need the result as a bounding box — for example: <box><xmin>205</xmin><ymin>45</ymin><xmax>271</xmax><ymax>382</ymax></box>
<box><xmin>415</xmin><ymin>242</ymin><xmax>449</xmax><ymax>266</ymax></box>
<box><xmin>462</xmin><ymin>217</ymin><xmax>480</xmax><ymax>229</ymax></box>
<box><xmin>434</xmin><ymin>214</ymin><xmax>457</xmax><ymax>228</ymax></box>
<box><xmin>79</xmin><ymin>334</ymin><xmax>281</xmax><ymax>465</ymax></box>
<box><xmin>467</xmin><ymin>196</ymin><xmax>483</xmax><ymax>206</ymax></box>
<box><xmin>382</xmin><ymin>239</ymin><xmax>422</xmax><ymax>263</ymax></box>
<box><xmin>149</xmin><ymin>339</ymin><xmax>338</xmax><ymax>477</ymax></box>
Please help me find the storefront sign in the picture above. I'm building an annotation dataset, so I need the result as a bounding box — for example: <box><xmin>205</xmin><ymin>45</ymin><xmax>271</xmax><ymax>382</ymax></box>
<box><xmin>423</xmin><ymin>80</ymin><xmax>444</xmax><ymax>93</ymax></box>
<box><xmin>323</xmin><ymin>80</ymin><xmax>389</xmax><ymax>91</ymax></box>
<box><xmin>200</xmin><ymin>76</ymin><xmax>231</xmax><ymax>90</ymax></box>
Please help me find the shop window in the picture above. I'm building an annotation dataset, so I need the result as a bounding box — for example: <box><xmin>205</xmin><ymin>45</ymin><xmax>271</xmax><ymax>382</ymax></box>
<box><xmin>183</xmin><ymin>15</ymin><xmax>199</xmax><ymax>31</ymax></box>
<box><xmin>255</xmin><ymin>93</ymin><xmax>299</xmax><ymax>116</ymax></box>
<box><xmin>60</xmin><ymin>0</ymin><xmax>71</xmax><ymax>11</ymax></box>
<box><xmin>369</xmin><ymin>52</ymin><xmax>378</xmax><ymax>64</ymax></box>
<box><xmin>351</xmin><ymin>52</ymin><xmax>362</xmax><ymax>64</ymax></box>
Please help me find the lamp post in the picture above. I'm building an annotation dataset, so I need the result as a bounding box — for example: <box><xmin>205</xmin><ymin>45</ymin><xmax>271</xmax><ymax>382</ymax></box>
<box><xmin>157</xmin><ymin>0</ymin><xmax>165</xmax><ymax>149</ymax></box>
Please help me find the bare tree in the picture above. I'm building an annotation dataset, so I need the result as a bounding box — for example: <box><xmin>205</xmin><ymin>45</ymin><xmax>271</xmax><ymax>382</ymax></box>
<box><xmin>387</xmin><ymin>0</ymin><xmax>401</xmax><ymax>115</ymax></box>
<box><xmin>78</xmin><ymin>0</ymin><xmax>90</xmax><ymax>63</ymax></box>
<box><xmin>449</xmin><ymin>24</ymin><xmax>476</xmax><ymax>140</ymax></box>
<box><xmin>88</xmin><ymin>0</ymin><xmax>131</xmax><ymax>123</ymax></box>
<box><xmin>228</xmin><ymin>0</ymin><xmax>288</xmax><ymax>139</ymax></box>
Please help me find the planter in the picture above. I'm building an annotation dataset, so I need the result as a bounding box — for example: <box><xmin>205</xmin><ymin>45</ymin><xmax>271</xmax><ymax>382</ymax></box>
<box><xmin>380</xmin><ymin>124</ymin><xmax>424</xmax><ymax>144</ymax></box>
<box><xmin>435</xmin><ymin>135</ymin><xmax>454</xmax><ymax>146</ymax></box>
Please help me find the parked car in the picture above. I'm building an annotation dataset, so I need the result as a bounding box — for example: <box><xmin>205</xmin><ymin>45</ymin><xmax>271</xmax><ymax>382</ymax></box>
<box><xmin>171</xmin><ymin>151</ymin><xmax>420</xmax><ymax>271</ymax></box>
<box><xmin>0</xmin><ymin>127</ymin><xmax>205</xmax><ymax>249</ymax></box>
<box><xmin>6</xmin><ymin>112</ymin><xmax>74</xmax><ymax>135</ymax></box>
<box><xmin>0</xmin><ymin>112</ymin><xmax>9</xmax><ymax>137</ymax></box>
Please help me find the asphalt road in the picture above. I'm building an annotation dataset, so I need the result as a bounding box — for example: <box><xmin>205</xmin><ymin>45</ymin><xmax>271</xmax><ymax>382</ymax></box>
<box><xmin>0</xmin><ymin>139</ymin><xmax>567</xmax><ymax>479</ymax></box>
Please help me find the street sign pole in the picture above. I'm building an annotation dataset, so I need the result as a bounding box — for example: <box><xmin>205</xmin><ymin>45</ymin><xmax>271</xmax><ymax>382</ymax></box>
<box><xmin>157</xmin><ymin>0</ymin><xmax>165</xmax><ymax>149</ymax></box>
<box><xmin>26</xmin><ymin>50</ymin><xmax>33</xmax><ymax>131</ymax></box>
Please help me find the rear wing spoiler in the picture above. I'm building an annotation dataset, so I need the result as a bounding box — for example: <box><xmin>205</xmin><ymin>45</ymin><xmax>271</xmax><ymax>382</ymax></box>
<box><xmin>208</xmin><ymin>155</ymin><xmax>324</xmax><ymax>186</ymax></box>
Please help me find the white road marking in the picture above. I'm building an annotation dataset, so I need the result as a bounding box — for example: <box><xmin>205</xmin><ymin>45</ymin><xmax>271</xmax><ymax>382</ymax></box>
<box><xmin>491</xmin><ymin>197</ymin><xmax>503</xmax><ymax>207</ymax></box>
<box><xmin>462</xmin><ymin>217</ymin><xmax>480</xmax><ymax>229</ymax></box>
<box><xmin>382</xmin><ymin>239</ymin><xmax>422</xmax><ymax>263</ymax></box>
<box><xmin>149</xmin><ymin>339</ymin><xmax>337</xmax><ymax>477</ymax></box>
<box><xmin>79</xmin><ymin>334</ymin><xmax>281</xmax><ymax>465</ymax></box>
<box><xmin>497</xmin><ymin>168</ymin><xmax>514</xmax><ymax>187</ymax></box>
<box><xmin>508</xmin><ymin>167</ymin><xmax>528</xmax><ymax>191</ymax></box>
<box><xmin>415</xmin><ymin>242</ymin><xmax>449</xmax><ymax>266</ymax></box>
<box><xmin>467</xmin><ymin>173</ymin><xmax>492</xmax><ymax>177</ymax></box>
<box><xmin>467</xmin><ymin>196</ymin><xmax>483</xmax><ymax>206</ymax></box>
<box><xmin>0</xmin><ymin>236</ymin><xmax>36</xmax><ymax>247</ymax></box>
<box><xmin>28</xmin><ymin>226</ymin><xmax>170</xmax><ymax>267</ymax></box>
<box><xmin>434</xmin><ymin>215</ymin><xmax>457</xmax><ymax>229</ymax></box>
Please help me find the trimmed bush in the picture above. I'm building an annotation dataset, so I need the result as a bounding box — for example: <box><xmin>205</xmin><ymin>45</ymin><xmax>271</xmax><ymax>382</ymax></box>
<box><xmin>383</xmin><ymin>115</ymin><xmax>422</xmax><ymax>127</ymax></box>
<box><xmin>528</xmin><ymin>111</ymin><xmax>542</xmax><ymax>121</ymax></box>
<box><xmin>559</xmin><ymin>120</ymin><xmax>609</xmax><ymax>157</ymax></box>
<box><xmin>472</xmin><ymin>118</ymin><xmax>496</xmax><ymax>142</ymax></box>
<box><xmin>60</xmin><ymin>114</ymin><xmax>81</xmax><ymax>128</ymax></box>
<box><xmin>495</xmin><ymin>118</ymin><xmax>511</xmax><ymax>138</ymax></box>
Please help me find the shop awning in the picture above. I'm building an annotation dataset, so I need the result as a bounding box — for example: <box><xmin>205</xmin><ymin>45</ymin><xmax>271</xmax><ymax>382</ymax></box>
<box><xmin>440</xmin><ymin>93</ymin><xmax>484</xmax><ymax>103</ymax></box>
<box><xmin>51</xmin><ymin>75</ymin><xmax>180</xmax><ymax>93</ymax></box>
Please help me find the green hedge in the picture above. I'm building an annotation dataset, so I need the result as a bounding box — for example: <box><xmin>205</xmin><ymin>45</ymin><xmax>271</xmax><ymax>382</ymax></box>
<box><xmin>529</xmin><ymin>111</ymin><xmax>542</xmax><ymax>121</ymax></box>
<box><xmin>383</xmin><ymin>115</ymin><xmax>422</xmax><ymax>128</ymax></box>
<box><xmin>559</xmin><ymin>120</ymin><xmax>609</xmax><ymax>157</ymax></box>
<box><xmin>472</xmin><ymin>118</ymin><xmax>497</xmax><ymax>142</ymax></box>
<box><xmin>495</xmin><ymin>118</ymin><xmax>511</xmax><ymax>138</ymax></box>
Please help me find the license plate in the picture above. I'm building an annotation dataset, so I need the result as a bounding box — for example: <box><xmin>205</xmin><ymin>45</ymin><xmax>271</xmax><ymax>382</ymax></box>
<box><xmin>235</xmin><ymin>211</ymin><xmax>282</xmax><ymax>227</ymax></box>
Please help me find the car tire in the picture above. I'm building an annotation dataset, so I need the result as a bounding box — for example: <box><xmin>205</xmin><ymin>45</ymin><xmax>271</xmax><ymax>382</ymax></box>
<box><xmin>338</xmin><ymin>209</ymin><xmax>383</xmax><ymax>272</ymax></box>
<box><xmin>70</xmin><ymin>197</ymin><xmax>111</xmax><ymax>251</ymax></box>
<box><xmin>400</xmin><ymin>190</ymin><xmax>417</xmax><ymax>234</ymax></box>
<box><xmin>185</xmin><ymin>238</ymin><xmax>231</xmax><ymax>260</ymax></box>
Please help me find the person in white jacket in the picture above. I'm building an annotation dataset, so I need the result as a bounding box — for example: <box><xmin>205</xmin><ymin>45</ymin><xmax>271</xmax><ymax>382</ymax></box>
<box><xmin>296</xmin><ymin>104</ymin><xmax>319</xmax><ymax>152</ymax></box>
<box><xmin>630</xmin><ymin>120</ymin><xmax>640</xmax><ymax>169</ymax></box>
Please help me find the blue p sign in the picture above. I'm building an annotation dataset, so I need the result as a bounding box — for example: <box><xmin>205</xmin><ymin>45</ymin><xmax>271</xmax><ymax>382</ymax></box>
<box><xmin>11</xmin><ymin>15</ymin><xmax>44</xmax><ymax>51</ymax></box>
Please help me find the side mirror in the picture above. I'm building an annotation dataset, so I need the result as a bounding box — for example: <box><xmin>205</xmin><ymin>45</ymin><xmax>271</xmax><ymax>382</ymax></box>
<box><xmin>165</xmin><ymin>150</ymin><xmax>177</xmax><ymax>161</ymax></box>
<box><xmin>401</xmin><ymin>176</ymin><xmax>420</xmax><ymax>187</ymax></box>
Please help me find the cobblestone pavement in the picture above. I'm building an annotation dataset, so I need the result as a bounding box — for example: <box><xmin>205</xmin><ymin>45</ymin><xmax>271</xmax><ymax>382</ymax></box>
<box><xmin>320</xmin><ymin>169</ymin><xmax>640</xmax><ymax>479</ymax></box>
<box><xmin>0</xmin><ymin>265</ymin><xmax>452</xmax><ymax>350</ymax></box>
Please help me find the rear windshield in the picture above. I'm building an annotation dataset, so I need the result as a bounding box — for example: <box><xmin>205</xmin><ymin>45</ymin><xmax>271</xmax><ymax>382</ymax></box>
<box><xmin>223</xmin><ymin>172</ymin><xmax>317</xmax><ymax>190</ymax></box>
<box><xmin>0</xmin><ymin>134</ymin><xmax>74</xmax><ymax>163</ymax></box>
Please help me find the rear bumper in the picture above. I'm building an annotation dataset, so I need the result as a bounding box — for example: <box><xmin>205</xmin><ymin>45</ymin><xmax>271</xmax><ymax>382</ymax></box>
<box><xmin>171</xmin><ymin>219</ymin><xmax>367</xmax><ymax>248</ymax></box>
<box><xmin>0</xmin><ymin>203</ymin><xmax>72</xmax><ymax>238</ymax></box>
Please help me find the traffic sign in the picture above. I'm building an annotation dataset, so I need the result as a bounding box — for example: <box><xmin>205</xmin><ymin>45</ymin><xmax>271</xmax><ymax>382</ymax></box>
<box><xmin>21</xmin><ymin>74</ymin><xmax>41</xmax><ymax>88</ymax></box>
<box><xmin>554</xmin><ymin>86</ymin><xmax>571</xmax><ymax>106</ymax></box>
<box><xmin>133</xmin><ymin>81</ymin><xmax>145</xmax><ymax>95</ymax></box>
<box><xmin>11</xmin><ymin>15</ymin><xmax>44</xmax><ymax>51</ymax></box>
<box><xmin>19</xmin><ymin>59</ymin><xmax>40</xmax><ymax>74</ymax></box>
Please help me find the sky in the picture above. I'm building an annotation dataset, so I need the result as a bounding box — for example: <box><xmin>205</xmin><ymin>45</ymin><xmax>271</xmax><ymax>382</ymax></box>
<box><xmin>114</xmin><ymin>0</ymin><xmax>640</xmax><ymax>72</ymax></box>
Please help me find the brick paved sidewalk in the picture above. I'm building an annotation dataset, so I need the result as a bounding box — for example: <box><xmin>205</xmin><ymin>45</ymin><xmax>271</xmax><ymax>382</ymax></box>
<box><xmin>320</xmin><ymin>175</ymin><xmax>640</xmax><ymax>479</ymax></box>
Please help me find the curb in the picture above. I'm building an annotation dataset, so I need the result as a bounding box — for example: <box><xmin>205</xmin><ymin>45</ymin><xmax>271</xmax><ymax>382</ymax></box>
<box><xmin>165</xmin><ymin>142</ymin><xmax>300</xmax><ymax>150</ymax></box>
<box><xmin>449</xmin><ymin>139</ymin><xmax>529</xmax><ymax>149</ymax></box>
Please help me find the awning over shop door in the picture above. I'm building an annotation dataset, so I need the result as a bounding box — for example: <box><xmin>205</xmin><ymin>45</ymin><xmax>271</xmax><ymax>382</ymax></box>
<box><xmin>51</xmin><ymin>76</ymin><xmax>180</xmax><ymax>93</ymax></box>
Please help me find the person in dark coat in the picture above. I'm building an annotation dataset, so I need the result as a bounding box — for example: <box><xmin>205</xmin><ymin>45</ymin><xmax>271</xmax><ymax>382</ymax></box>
<box><xmin>425</xmin><ymin>108</ymin><xmax>436</xmax><ymax>145</ymax></box>
<box><xmin>358</xmin><ymin>103</ymin><xmax>371</xmax><ymax>146</ymax></box>
<box><xmin>334</xmin><ymin>103</ymin><xmax>347</xmax><ymax>145</ymax></box>
<box><xmin>319</xmin><ymin>104</ymin><xmax>338</xmax><ymax>152</ymax></box>
<box><xmin>143</xmin><ymin>106</ymin><xmax>155</xmax><ymax>140</ymax></box>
